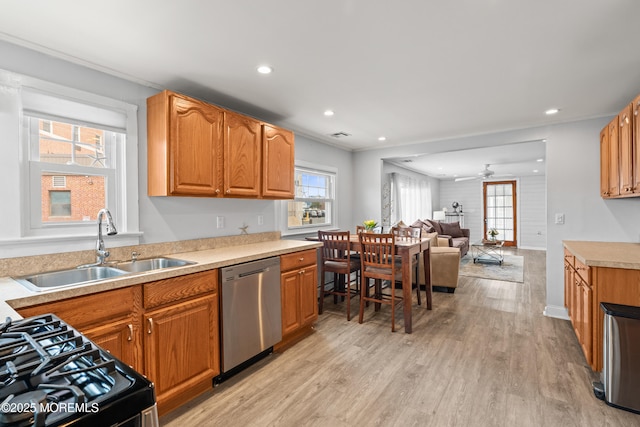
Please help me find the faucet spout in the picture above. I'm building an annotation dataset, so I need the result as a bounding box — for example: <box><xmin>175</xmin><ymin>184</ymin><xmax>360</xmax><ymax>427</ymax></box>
<box><xmin>95</xmin><ymin>208</ymin><xmax>118</xmax><ymax>265</ymax></box>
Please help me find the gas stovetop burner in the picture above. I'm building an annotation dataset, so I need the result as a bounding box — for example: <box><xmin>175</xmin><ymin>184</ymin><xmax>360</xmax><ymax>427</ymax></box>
<box><xmin>0</xmin><ymin>314</ymin><xmax>157</xmax><ymax>427</ymax></box>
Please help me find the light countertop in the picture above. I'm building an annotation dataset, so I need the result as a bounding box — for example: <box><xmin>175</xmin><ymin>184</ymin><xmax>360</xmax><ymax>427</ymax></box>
<box><xmin>0</xmin><ymin>239</ymin><xmax>322</xmax><ymax>320</ymax></box>
<box><xmin>563</xmin><ymin>240</ymin><xmax>640</xmax><ymax>270</ymax></box>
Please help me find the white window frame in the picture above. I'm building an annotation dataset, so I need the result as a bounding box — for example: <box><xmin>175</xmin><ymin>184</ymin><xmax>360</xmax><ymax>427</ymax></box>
<box><xmin>279</xmin><ymin>161</ymin><xmax>337</xmax><ymax>236</ymax></box>
<box><xmin>0</xmin><ymin>69</ymin><xmax>141</xmax><ymax>257</ymax></box>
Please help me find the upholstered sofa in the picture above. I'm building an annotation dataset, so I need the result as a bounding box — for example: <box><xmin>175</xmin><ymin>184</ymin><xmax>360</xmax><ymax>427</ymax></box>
<box><xmin>411</xmin><ymin>219</ymin><xmax>470</xmax><ymax>258</ymax></box>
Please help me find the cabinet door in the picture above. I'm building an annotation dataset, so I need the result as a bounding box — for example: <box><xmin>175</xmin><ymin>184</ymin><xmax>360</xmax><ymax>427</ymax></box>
<box><xmin>564</xmin><ymin>260</ymin><xmax>572</xmax><ymax>313</ymax></box>
<box><xmin>262</xmin><ymin>124</ymin><xmax>295</xmax><ymax>199</ymax></box>
<box><xmin>299</xmin><ymin>264</ymin><xmax>318</xmax><ymax>326</ymax></box>
<box><xmin>144</xmin><ymin>294</ymin><xmax>219</xmax><ymax>415</ymax></box>
<box><xmin>169</xmin><ymin>94</ymin><xmax>224</xmax><ymax>196</ymax></box>
<box><xmin>281</xmin><ymin>270</ymin><xmax>301</xmax><ymax>336</ymax></box>
<box><xmin>600</xmin><ymin>126</ymin><xmax>610</xmax><ymax>198</ymax></box>
<box><xmin>633</xmin><ymin>94</ymin><xmax>640</xmax><ymax>194</ymax></box>
<box><xmin>223</xmin><ymin>112</ymin><xmax>261</xmax><ymax>197</ymax></box>
<box><xmin>83</xmin><ymin>318</ymin><xmax>140</xmax><ymax>371</ymax></box>
<box><xmin>619</xmin><ymin>104</ymin><xmax>633</xmax><ymax>195</ymax></box>
<box><xmin>580</xmin><ymin>283</ymin><xmax>593</xmax><ymax>366</ymax></box>
<box><xmin>608</xmin><ymin>118</ymin><xmax>620</xmax><ymax>197</ymax></box>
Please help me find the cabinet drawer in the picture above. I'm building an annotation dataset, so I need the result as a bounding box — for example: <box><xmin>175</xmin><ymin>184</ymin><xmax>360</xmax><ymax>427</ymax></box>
<box><xmin>144</xmin><ymin>269</ymin><xmax>218</xmax><ymax>309</ymax></box>
<box><xmin>18</xmin><ymin>286</ymin><xmax>139</xmax><ymax>329</ymax></box>
<box><xmin>281</xmin><ymin>249</ymin><xmax>317</xmax><ymax>272</ymax></box>
<box><xmin>564</xmin><ymin>248</ymin><xmax>575</xmax><ymax>267</ymax></box>
<box><xmin>574</xmin><ymin>258</ymin><xmax>591</xmax><ymax>285</ymax></box>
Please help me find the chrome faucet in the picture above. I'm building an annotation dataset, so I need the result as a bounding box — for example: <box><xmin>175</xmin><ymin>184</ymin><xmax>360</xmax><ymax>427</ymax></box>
<box><xmin>95</xmin><ymin>208</ymin><xmax>118</xmax><ymax>265</ymax></box>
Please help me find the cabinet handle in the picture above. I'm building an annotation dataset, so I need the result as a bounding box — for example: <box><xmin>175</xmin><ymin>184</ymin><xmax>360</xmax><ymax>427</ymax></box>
<box><xmin>215</xmin><ymin>189</ymin><xmax>220</xmax><ymax>194</ymax></box>
<box><xmin>226</xmin><ymin>189</ymin><xmax>231</xmax><ymax>194</ymax></box>
<box><xmin>147</xmin><ymin>318</ymin><xmax>153</xmax><ymax>335</ymax></box>
<box><xmin>299</xmin><ymin>269</ymin><xmax>305</xmax><ymax>275</ymax></box>
<box><xmin>127</xmin><ymin>324</ymin><xmax>133</xmax><ymax>341</ymax></box>
<box><xmin>299</xmin><ymin>257</ymin><xmax>304</xmax><ymax>261</ymax></box>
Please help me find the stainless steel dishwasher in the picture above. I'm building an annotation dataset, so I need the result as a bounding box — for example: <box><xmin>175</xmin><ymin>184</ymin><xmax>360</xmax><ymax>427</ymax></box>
<box><xmin>219</xmin><ymin>257</ymin><xmax>282</xmax><ymax>379</ymax></box>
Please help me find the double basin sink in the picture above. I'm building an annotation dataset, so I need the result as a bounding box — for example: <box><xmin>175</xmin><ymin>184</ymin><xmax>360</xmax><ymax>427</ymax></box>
<box><xmin>13</xmin><ymin>257</ymin><xmax>195</xmax><ymax>292</ymax></box>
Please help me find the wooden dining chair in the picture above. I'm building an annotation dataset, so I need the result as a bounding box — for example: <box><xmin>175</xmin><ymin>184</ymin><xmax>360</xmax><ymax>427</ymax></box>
<box><xmin>318</xmin><ymin>230</ymin><xmax>361</xmax><ymax>321</ymax></box>
<box><xmin>391</xmin><ymin>226</ymin><xmax>422</xmax><ymax>305</ymax></box>
<box><xmin>358</xmin><ymin>232</ymin><xmax>404</xmax><ymax>332</ymax></box>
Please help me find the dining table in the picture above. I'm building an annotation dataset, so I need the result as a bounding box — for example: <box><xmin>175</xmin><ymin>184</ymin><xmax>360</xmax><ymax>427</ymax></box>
<box><xmin>308</xmin><ymin>233</ymin><xmax>431</xmax><ymax>333</ymax></box>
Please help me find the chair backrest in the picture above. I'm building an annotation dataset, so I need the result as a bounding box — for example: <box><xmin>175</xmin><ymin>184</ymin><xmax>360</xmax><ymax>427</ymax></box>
<box><xmin>318</xmin><ymin>230</ymin><xmax>351</xmax><ymax>263</ymax></box>
<box><xmin>358</xmin><ymin>232</ymin><xmax>396</xmax><ymax>280</ymax></box>
<box><xmin>355</xmin><ymin>225</ymin><xmax>365</xmax><ymax>234</ymax></box>
<box><xmin>391</xmin><ymin>226</ymin><xmax>421</xmax><ymax>240</ymax></box>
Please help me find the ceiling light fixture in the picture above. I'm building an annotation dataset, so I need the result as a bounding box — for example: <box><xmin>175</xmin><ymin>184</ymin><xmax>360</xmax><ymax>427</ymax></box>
<box><xmin>537</xmin><ymin>158</ymin><xmax>544</xmax><ymax>162</ymax></box>
<box><xmin>533</xmin><ymin>169</ymin><xmax>539</xmax><ymax>173</ymax></box>
<box><xmin>545</xmin><ymin>108</ymin><xmax>560</xmax><ymax>115</ymax></box>
<box><xmin>378</xmin><ymin>136</ymin><xmax>386</xmax><ymax>141</ymax></box>
<box><xmin>324</xmin><ymin>110</ymin><xmax>334</xmax><ymax>116</ymax></box>
<box><xmin>257</xmin><ymin>65</ymin><xmax>273</xmax><ymax>74</ymax></box>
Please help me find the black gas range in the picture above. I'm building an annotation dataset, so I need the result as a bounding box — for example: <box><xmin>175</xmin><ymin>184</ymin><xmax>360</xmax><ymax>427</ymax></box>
<box><xmin>0</xmin><ymin>314</ymin><xmax>158</xmax><ymax>427</ymax></box>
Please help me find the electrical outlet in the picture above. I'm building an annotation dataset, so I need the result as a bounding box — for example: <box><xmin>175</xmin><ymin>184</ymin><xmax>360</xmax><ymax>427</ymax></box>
<box><xmin>216</xmin><ymin>216</ymin><xmax>224</xmax><ymax>229</ymax></box>
<box><xmin>258</xmin><ymin>215</ymin><xmax>264</xmax><ymax>225</ymax></box>
<box><xmin>555</xmin><ymin>213</ymin><xmax>565</xmax><ymax>225</ymax></box>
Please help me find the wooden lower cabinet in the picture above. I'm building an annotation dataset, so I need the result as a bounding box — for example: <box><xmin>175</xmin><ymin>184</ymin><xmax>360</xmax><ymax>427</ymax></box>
<box><xmin>277</xmin><ymin>249</ymin><xmax>318</xmax><ymax>350</ymax></box>
<box><xmin>563</xmin><ymin>247</ymin><xmax>640</xmax><ymax>371</ymax></box>
<box><xmin>143</xmin><ymin>293</ymin><xmax>219</xmax><ymax>415</ymax></box>
<box><xmin>17</xmin><ymin>286</ymin><xmax>143</xmax><ymax>372</ymax></box>
<box><xmin>17</xmin><ymin>269</ymin><xmax>220</xmax><ymax>416</ymax></box>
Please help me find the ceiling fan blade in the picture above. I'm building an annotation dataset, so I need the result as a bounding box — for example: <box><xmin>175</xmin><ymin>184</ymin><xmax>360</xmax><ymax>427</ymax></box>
<box><xmin>455</xmin><ymin>176</ymin><xmax>477</xmax><ymax>182</ymax></box>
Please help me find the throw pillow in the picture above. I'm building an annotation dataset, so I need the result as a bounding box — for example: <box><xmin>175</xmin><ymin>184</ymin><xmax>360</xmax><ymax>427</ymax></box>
<box><xmin>425</xmin><ymin>231</ymin><xmax>439</xmax><ymax>248</ymax></box>
<box><xmin>440</xmin><ymin>221</ymin><xmax>464</xmax><ymax>238</ymax></box>
<box><xmin>411</xmin><ymin>219</ymin><xmax>435</xmax><ymax>235</ymax></box>
<box><xmin>424</xmin><ymin>219</ymin><xmax>443</xmax><ymax>235</ymax></box>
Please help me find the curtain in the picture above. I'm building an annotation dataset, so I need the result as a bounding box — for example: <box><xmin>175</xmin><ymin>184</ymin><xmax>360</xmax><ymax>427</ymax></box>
<box><xmin>389</xmin><ymin>172</ymin><xmax>432</xmax><ymax>225</ymax></box>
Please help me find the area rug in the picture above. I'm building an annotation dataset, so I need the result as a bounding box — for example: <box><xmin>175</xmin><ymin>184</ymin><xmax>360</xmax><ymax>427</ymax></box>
<box><xmin>459</xmin><ymin>254</ymin><xmax>524</xmax><ymax>283</ymax></box>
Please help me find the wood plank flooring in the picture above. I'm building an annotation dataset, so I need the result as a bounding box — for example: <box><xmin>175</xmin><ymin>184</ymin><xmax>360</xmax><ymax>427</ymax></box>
<box><xmin>160</xmin><ymin>249</ymin><xmax>640</xmax><ymax>426</ymax></box>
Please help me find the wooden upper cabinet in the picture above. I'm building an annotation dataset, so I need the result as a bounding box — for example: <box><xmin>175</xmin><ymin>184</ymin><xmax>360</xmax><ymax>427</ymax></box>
<box><xmin>607</xmin><ymin>117</ymin><xmax>620</xmax><ymax>197</ymax></box>
<box><xmin>600</xmin><ymin>126</ymin><xmax>610</xmax><ymax>198</ymax></box>
<box><xmin>633</xmin><ymin>94</ymin><xmax>640</xmax><ymax>194</ymax></box>
<box><xmin>223</xmin><ymin>111</ymin><xmax>262</xmax><ymax>197</ymax></box>
<box><xmin>147</xmin><ymin>90</ymin><xmax>295</xmax><ymax>199</ymax></box>
<box><xmin>147</xmin><ymin>90</ymin><xmax>224</xmax><ymax>197</ymax></box>
<box><xmin>262</xmin><ymin>125</ymin><xmax>295</xmax><ymax>199</ymax></box>
<box><xmin>619</xmin><ymin>104</ymin><xmax>633</xmax><ymax>195</ymax></box>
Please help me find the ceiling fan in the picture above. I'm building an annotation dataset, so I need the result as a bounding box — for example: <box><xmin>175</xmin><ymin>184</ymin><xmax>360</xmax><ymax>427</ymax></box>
<box><xmin>454</xmin><ymin>164</ymin><xmax>511</xmax><ymax>182</ymax></box>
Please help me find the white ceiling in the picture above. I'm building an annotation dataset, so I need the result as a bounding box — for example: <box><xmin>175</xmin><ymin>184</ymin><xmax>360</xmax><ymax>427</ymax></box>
<box><xmin>1</xmin><ymin>1</ymin><xmax>639</xmax><ymax>178</ymax></box>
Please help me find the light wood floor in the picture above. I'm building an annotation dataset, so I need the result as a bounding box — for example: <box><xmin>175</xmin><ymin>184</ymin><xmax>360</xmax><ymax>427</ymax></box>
<box><xmin>161</xmin><ymin>249</ymin><xmax>640</xmax><ymax>426</ymax></box>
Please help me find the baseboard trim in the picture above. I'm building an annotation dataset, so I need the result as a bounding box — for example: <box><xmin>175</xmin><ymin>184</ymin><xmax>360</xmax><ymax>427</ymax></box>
<box><xmin>518</xmin><ymin>245</ymin><xmax>546</xmax><ymax>251</ymax></box>
<box><xmin>544</xmin><ymin>305</ymin><xmax>569</xmax><ymax>320</ymax></box>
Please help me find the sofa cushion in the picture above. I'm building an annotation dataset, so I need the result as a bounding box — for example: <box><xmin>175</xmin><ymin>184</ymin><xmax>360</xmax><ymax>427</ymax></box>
<box><xmin>411</xmin><ymin>219</ymin><xmax>435</xmax><ymax>235</ymax></box>
<box><xmin>440</xmin><ymin>221</ymin><xmax>464</xmax><ymax>238</ymax></box>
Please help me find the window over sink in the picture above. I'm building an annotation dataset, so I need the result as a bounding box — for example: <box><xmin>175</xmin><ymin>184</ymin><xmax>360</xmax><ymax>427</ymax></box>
<box><xmin>0</xmin><ymin>68</ymin><xmax>140</xmax><ymax>257</ymax></box>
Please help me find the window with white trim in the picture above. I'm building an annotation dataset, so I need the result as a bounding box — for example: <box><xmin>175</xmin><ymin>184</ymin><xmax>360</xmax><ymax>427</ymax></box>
<box><xmin>0</xmin><ymin>68</ymin><xmax>139</xmax><ymax>256</ymax></box>
<box><xmin>286</xmin><ymin>167</ymin><xmax>335</xmax><ymax>230</ymax></box>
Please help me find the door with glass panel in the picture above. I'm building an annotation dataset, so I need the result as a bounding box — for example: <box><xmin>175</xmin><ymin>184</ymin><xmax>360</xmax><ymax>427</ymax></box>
<box><xmin>483</xmin><ymin>181</ymin><xmax>517</xmax><ymax>247</ymax></box>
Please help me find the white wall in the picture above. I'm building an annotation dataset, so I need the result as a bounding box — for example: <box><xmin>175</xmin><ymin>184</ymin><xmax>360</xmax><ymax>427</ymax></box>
<box><xmin>0</xmin><ymin>40</ymin><xmax>353</xmax><ymax>252</ymax></box>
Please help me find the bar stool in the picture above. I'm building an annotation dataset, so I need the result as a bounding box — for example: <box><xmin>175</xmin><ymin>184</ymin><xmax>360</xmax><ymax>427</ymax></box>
<box><xmin>318</xmin><ymin>230</ymin><xmax>361</xmax><ymax>321</ymax></box>
<box><xmin>358</xmin><ymin>232</ymin><xmax>403</xmax><ymax>332</ymax></box>
<box><xmin>391</xmin><ymin>226</ymin><xmax>422</xmax><ymax>305</ymax></box>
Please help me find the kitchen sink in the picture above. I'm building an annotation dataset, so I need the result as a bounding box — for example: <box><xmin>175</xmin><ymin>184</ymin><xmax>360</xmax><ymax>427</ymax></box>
<box><xmin>14</xmin><ymin>266</ymin><xmax>128</xmax><ymax>292</ymax></box>
<box><xmin>114</xmin><ymin>257</ymin><xmax>195</xmax><ymax>273</ymax></box>
<box><xmin>13</xmin><ymin>257</ymin><xmax>195</xmax><ymax>292</ymax></box>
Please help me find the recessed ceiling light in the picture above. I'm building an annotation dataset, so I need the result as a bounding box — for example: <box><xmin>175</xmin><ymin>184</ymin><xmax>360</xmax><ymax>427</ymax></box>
<box><xmin>257</xmin><ymin>65</ymin><xmax>273</xmax><ymax>74</ymax></box>
<box><xmin>324</xmin><ymin>110</ymin><xmax>334</xmax><ymax>116</ymax></box>
<box><xmin>533</xmin><ymin>169</ymin><xmax>539</xmax><ymax>173</ymax></box>
<box><xmin>545</xmin><ymin>108</ymin><xmax>560</xmax><ymax>115</ymax></box>
<box><xmin>378</xmin><ymin>136</ymin><xmax>386</xmax><ymax>141</ymax></box>
<box><xmin>537</xmin><ymin>158</ymin><xmax>544</xmax><ymax>162</ymax></box>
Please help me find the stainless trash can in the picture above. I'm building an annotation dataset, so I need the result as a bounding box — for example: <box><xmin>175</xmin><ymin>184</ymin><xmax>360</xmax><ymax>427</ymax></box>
<box><xmin>593</xmin><ymin>302</ymin><xmax>640</xmax><ymax>414</ymax></box>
